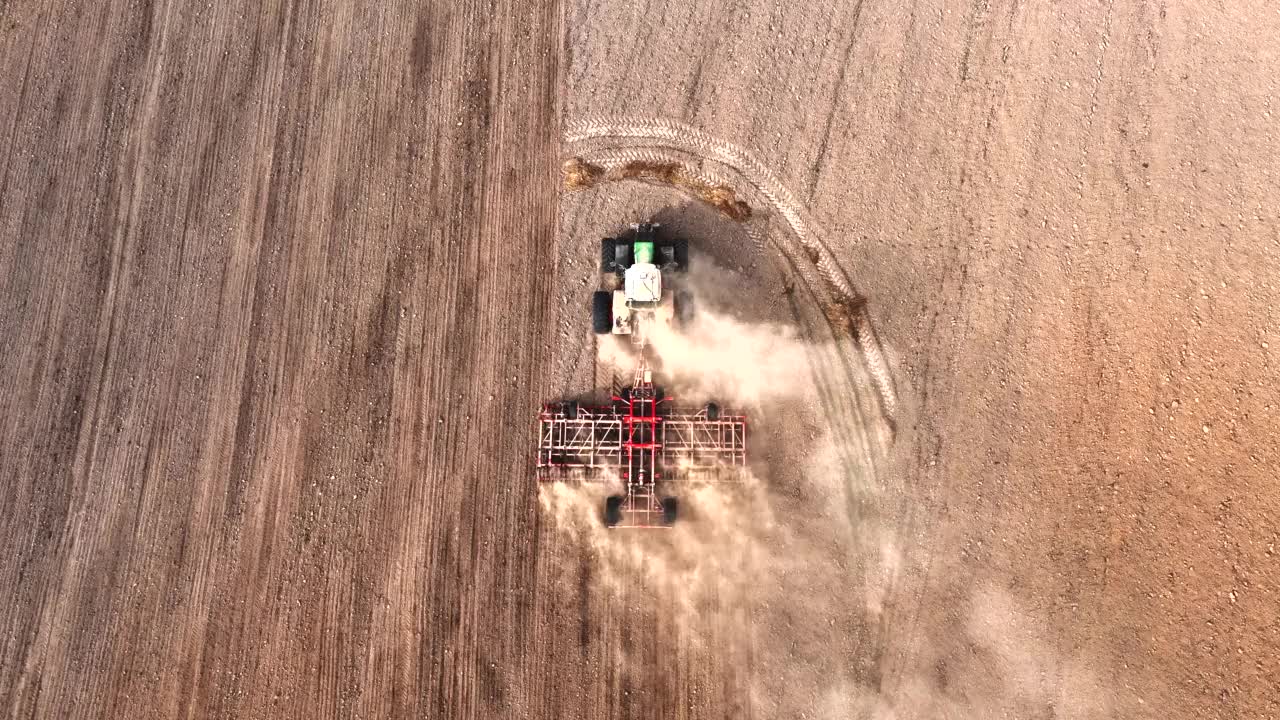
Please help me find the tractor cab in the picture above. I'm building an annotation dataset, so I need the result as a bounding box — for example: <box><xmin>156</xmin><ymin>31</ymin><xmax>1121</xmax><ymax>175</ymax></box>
<box><xmin>593</xmin><ymin>223</ymin><xmax>688</xmax><ymax>338</ymax></box>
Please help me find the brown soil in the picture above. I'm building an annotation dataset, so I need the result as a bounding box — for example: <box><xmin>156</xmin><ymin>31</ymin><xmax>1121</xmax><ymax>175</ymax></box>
<box><xmin>2</xmin><ymin>0</ymin><xmax>1278</xmax><ymax>719</ymax></box>
<box><xmin>0</xmin><ymin>1</ymin><xmax>562</xmax><ymax>717</ymax></box>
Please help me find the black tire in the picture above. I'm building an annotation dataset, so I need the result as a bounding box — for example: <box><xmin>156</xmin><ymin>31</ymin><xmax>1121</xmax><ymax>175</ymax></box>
<box><xmin>601</xmin><ymin>238</ymin><xmax>617</xmax><ymax>272</ymax></box>
<box><xmin>661</xmin><ymin>497</ymin><xmax>678</xmax><ymax>526</ymax></box>
<box><xmin>673</xmin><ymin>238</ymin><xmax>689</xmax><ymax>271</ymax></box>
<box><xmin>565</xmin><ymin>401</ymin><xmax>579</xmax><ymax>420</ymax></box>
<box><xmin>604</xmin><ymin>496</ymin><xmax>624</xmax><ymax>527</ymax></box>
<box><xmin>614</xmin><ymin>242</ymin><xmax>632</xmax><ymax>271</ymax></box>
<box><xmin>705</xmin><ymin>402</ymin><xmax>720</xmax><ymax>421</ymax></box>
<box><xmin>657</xmin><ymin>243</ymin><xmax>678</xmax><ymax>268</ymax></box>
<box><xmin>592</xmin><ymin>291</ymin><xmax>612</xmax><ymax>334</ymax></box>
<box><xmin>675</xmin><ymin>291</ymin><xmax>694</xmax><ymax>327</ymax></box>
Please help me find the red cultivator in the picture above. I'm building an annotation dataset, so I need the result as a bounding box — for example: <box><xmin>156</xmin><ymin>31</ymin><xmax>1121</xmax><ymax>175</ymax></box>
<box><xmin>537</xmin><ymin>360</ymin><xmax>747</xmax><ymax>527</ymax></box>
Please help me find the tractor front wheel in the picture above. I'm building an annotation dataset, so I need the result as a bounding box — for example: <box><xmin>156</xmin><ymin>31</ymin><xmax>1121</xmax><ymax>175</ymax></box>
<box><xmin>673</xmin><ymin>238</ymin><xmax>689</xmax><ymax>271</ymax></box>
<box><xmin>600</xmin><ymin>238</ymin><xmax>616</xmax><ymax>272</ymax></box>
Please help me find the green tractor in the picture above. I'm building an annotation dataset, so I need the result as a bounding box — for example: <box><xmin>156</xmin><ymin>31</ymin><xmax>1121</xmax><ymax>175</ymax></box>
<box><xmin>593</xmin><ymin>223</ymin><xmax>691</xmax><ymax>337</ymax></box>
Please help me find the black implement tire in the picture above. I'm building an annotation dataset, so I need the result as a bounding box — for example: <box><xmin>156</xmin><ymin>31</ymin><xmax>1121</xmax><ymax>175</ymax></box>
<box><xmin>604</xmin><ymin>496</ymin><xmax>624</xmax><ymax>527</ymax></box>
<box><xmin>661</xmin><ymin>497</ymin><xmax>678</xmax><ymax>526</ymax></box>
<box><xmin>601</xmin><ymin>238</ymin><xmax>617</xmax><ymax>272</ymax></box>
<box><xmin>592</xmin><ymin>291</ymin><xmax>612</xmax><ymax>334</ymax></box>
<box><xmin>565</xmin><ymin>401</ymin><xmax>579</xmax><ymax>420</ymax></box>
<box><xmin>705</xmin><ymin>402</ymin><xmax>720</xmax><ymax>421</ymax></box>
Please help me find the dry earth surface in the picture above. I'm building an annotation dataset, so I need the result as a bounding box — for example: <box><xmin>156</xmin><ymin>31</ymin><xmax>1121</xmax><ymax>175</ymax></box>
<box><xmin>2</xmin><ymin>0</ymin><xmax>1278</xmax><ymax>719</ymax></box>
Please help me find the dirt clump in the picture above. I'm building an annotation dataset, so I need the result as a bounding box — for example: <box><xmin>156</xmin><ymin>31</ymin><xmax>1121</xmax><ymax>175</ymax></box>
<box><xmin>565</xmin><ymin>156</ymin><xmax>753</xmax><ymax>220</ymax></box>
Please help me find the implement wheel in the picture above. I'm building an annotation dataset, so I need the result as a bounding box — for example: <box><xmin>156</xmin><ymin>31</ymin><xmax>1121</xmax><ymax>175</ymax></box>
<box><xmin>604</xmin><ymin>496</ymin><xmax>624</xmax><ymax>527</ymax></box>
<box><xmin>661</xmin><ymin>497</ymin><xmax>678</xmax><ymax>526</ymax></box>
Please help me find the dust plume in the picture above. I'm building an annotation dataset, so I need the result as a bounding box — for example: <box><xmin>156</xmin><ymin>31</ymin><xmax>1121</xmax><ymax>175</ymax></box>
<box><xmin>543</xmin><ymin>263</ymin><xmax>1109</xmax><ymax>717</ymax></box>
<box><xmin>596</xmin><ymin>261</ymin><xmax>823</xmax><ymax>412</ymax></box>
<box><xmin>595</xmin><ymin>311</ymin><xmax>813</xmax><ymax>411</ymax></box>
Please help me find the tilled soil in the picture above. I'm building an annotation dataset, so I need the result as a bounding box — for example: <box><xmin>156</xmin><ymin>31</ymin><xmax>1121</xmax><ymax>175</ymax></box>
<box><xmin>2</xmin><ymin>0</ymin><xmax>1278</xmax><ymax>718</ymax></box>
<box><xmin>0</xmin><ymin>1</ymin><xmax>562</xmax><ymax>717</ymax></box>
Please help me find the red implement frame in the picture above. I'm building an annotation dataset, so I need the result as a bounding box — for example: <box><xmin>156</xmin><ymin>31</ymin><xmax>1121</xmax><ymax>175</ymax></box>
<box><xmin>537</xmin><ymin>364</ymin><xmax>747</xmax><ymax>528</ymax></box>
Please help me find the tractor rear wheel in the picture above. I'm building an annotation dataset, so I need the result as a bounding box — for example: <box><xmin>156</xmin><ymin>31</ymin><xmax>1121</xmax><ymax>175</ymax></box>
<box><xmin>675</xmin><ymin>291</ymin><xmax>694</xmax><ymax>327</ymax></box>
<box><xmin>592</xmin><ymin>291</ymin><xmax>612</xmax><ymax>334</ymax></box>
<box><xmin>604</xmin><ymin>496</ymin><xmax>624</xmax><ymax>527</ymax></box>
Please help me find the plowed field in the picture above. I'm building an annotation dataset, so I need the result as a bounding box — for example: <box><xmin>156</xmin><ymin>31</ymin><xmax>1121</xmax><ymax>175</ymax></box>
<box><xmin>1</xmin><ymin>0</ymin><xmax>1276</xmax><ymax>718</ymax></box>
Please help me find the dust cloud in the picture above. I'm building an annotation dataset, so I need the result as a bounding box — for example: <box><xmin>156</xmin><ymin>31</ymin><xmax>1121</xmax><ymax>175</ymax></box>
<box><xmin>597</xmin><ymin>260</ymin><xmax>819</xmax><ymax>412</ymax></box>
<box><xmin>542</xmin><ymin>265</ymin><xmax>1108</xmax><ymax>718</ymax></box>
<box><xmin>595</xmin><ymin>311</ymin><xmax>812</xmax><ymax>411</ymax></box>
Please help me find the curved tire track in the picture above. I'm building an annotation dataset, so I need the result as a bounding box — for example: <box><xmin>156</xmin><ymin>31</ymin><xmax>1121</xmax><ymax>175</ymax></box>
<box><xmin>566</xmin><ymin>117</ymin><xmax>900</xmax><ymax>431</ymax></box>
